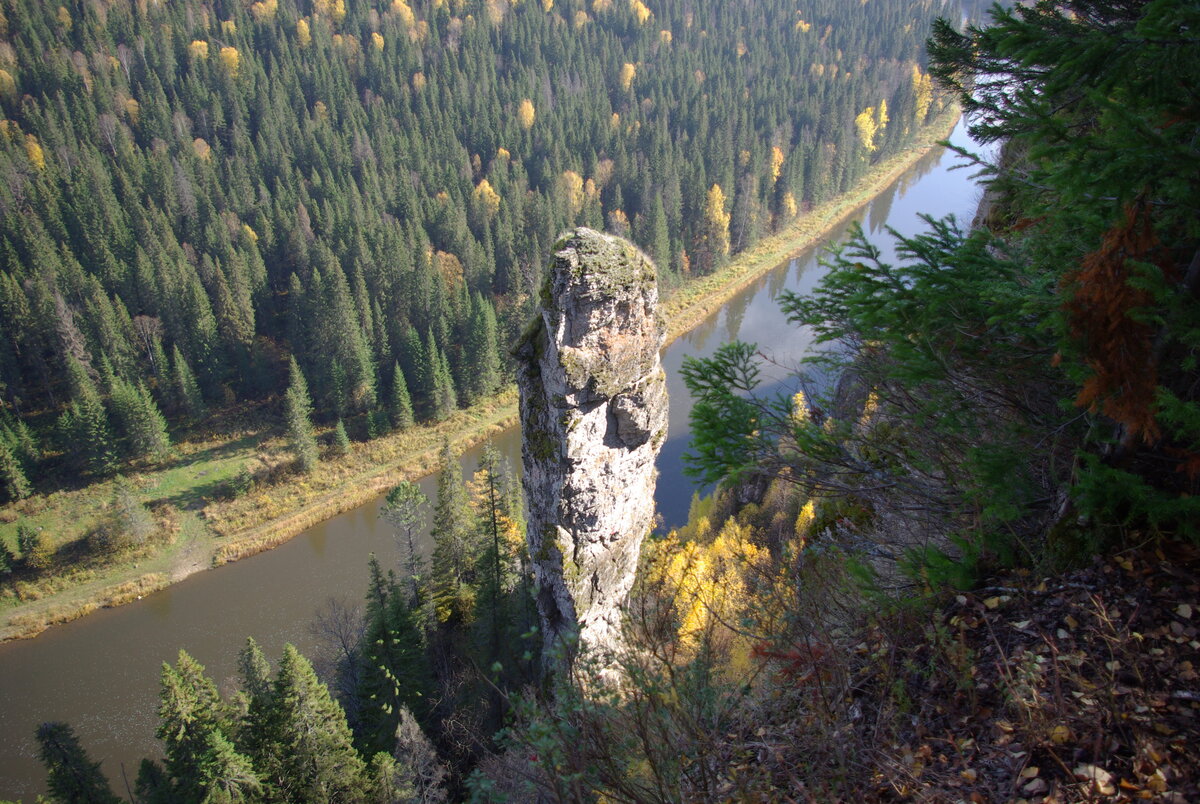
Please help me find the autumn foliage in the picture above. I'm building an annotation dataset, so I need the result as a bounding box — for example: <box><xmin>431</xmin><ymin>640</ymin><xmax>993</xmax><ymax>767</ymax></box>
<box><xmin>1064</xmin><ymin>201</ymin><xmax>1172</xmax><ymax>444</ymax></box>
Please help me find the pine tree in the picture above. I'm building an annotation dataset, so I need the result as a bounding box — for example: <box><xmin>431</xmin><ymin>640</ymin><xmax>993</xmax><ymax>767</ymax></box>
<box><xmin>285</xmin><ymin>357</ymin><xmax>319</xmax><ymax>474</ymax></box>
<box><xmin>35</xmin><ymin>722</ymin><xmax>123</xmax><ymax>804</ymax></box>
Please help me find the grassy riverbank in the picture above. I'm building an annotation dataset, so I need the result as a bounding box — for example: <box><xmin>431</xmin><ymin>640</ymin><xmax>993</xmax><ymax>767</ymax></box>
<box><xmin>0</xmin><ymin>110</ymin><xmax>959</xmax><ymax>643</ymax></box>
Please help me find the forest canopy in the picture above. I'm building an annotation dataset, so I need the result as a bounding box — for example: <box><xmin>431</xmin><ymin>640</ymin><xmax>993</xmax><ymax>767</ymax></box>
<box><xmin>0</xmin><ymin>0</ymin><xmax>952</xmax><ymax>490</ymax></box>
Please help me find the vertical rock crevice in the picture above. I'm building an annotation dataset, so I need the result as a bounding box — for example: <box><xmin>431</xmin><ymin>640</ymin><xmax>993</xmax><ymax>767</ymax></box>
<box><xmin>514</xmin><ymin>228</ymin><xmax>668</xmax><ymax>669</ymax></box>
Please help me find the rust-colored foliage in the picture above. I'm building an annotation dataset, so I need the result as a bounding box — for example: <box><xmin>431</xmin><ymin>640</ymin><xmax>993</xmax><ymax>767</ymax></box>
<box><xmin>1064</xmin><ymin>201</ymin><xmax>1173</xmax><ymax>444</ymax></box>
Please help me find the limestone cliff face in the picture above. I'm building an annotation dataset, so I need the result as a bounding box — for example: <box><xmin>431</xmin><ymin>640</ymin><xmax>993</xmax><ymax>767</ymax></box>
<box><xmin>514</xmin><ymin>228</ymin><xmax>668</xmax><ymax>664</ymax></box>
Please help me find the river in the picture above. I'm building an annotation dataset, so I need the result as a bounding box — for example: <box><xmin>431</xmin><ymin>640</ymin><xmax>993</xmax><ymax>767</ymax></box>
<box><xmin>0</xmin><ymin>119</ymin><xmax>985</xmax><ymax>799</ymax></box>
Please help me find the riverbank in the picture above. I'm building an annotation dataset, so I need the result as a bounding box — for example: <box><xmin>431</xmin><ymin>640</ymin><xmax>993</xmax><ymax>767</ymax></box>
<box><xmin>0</xmin><ymin>110</ymin><xmax>959</xmax><ymax>644</ymax></box>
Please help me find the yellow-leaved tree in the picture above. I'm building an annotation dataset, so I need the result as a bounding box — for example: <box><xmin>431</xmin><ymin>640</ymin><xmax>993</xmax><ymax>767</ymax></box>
<box><xmin>647</xmin><ymin>516</ymin><xmax>769</xmax><ymax>680</ymax></box>
<box><xmin>24</xmin><ymin>134</ymin><xmax>45</xmax><ymax>170</ymax></box>
<box><xmin>854</xmin><ymin>105</ymin><xmax>878</xmax><ymax>151</ymax></box>
<box><xmin>911</xmin><ymin>63</ymin><xmax>933</xmax><ymax>122</ymax></box>
<box><xmin>695</xmin><ymin>183</ymin><xmax>730</xmax><ymax>273</ymax></box>
<box><xmin>219</xmin><ymin>46</ymin><xmax>240</xmax><ymax>78</ymax></box>
<box><xmin>558</xmin><ymin>170</ymin><xmax>585</xmax><ymax>216</ymax></box>
<box><xmin>473</xmin><ymin>178</ymin><xmax>501</xmax><ymax>218</ymax></box>
<box><xmin>517</xmin><ymin>98</ymin><xmax>536</xmax><ymax>129</ymax></box>
<box><xmin>619</xmin><ymin>62</ymin><xmax>636</xmax><ymax>91</ymax></box>
<box><xmin>0</xmin><ymin>68</ymin><xmax>16</xmax><ymax>99</ymax></box>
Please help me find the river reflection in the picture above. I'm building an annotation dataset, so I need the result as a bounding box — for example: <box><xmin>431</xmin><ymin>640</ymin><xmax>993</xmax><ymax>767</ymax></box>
<box><xmin>0</xmin><ymin>119</ymin><xmax>985</xmax><ymax>799</ymax></box>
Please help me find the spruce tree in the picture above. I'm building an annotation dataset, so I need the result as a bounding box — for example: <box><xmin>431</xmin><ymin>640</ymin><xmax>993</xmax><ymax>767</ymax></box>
<box><xmin>430</xmin><ymin>440</ymin><xmax>476</xmax><ymax>624</ymax></box>
<box><xmin>109</xmin><ymin>377</ymin><xmax>171</xmax><ymax>461</ymax></box>
<box><xmin>194</xmin><ymin>729</ymin><xmax>262</xmax><ymax>804</ymax></box>
<box><xmin>426</xmin><ymin>329</ymin><xmax>457</xmax><ymax>422</ymax></box>
<box><xmin>381</xmin><ymin>480</ymin><xmax>428</xmax><ymax>606</ymax></box>
<box><xmin>0</xmin><ymin>539</ymin><xmax>15</xmax><ymax>576</ymax></box>
<box><xmin>332</xmin><ymin>418</ymin><xmax>351</xmax><ymax>457</ymax></box>
<box><xmin>63</xmin><ymin>356</ymin><xmax>118</xmax><ymax>476</ymax></box>
<box><xmin>388</xmin><ymin>361</ymin><xmax>415</xmax><ymax>432</ymax></box>
<box><xmin>353</xmin><ymin>557</ymin><xmax>430</xmax><ymax>757</ymax></box>
<box><xmin>264</xmin><ymin>644</ymin><xmax>368</xmax><ymax>803</ymax></box>
<box><xmin>285</xmin><ymin>357</ymin><xmax>319</xmax><ymax>474</ymax></box>
<box><xmin>0</xmin><ymin>438</ymin><xmax>30</xmax><ymax>501</ymax></box>
<box><xmin>171</xmin><ymin>345</ymin><xmax>205</xmax><ymax>419</ymax></box>
<box><xmin>463</xmin><ymin>293</ymin><xmax>501</xmax><ymax>405</ymax></box>
<box><xmin>157</xmin><ymin>651</ymin><xmax>228</xmax><ymax>801</ymax></box>
<box><xmin>108</xmin><ymin>475</ymin><xmax>157</xmax><ymax>546</ymax></box>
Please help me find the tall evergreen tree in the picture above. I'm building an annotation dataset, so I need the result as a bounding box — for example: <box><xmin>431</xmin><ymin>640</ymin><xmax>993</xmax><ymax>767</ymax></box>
<box><xmin>429</xmin><ymin>440</ymin><xmax>476</xmax><ymax>624</ymax></box>
<box><xmin>284</xmin><ymin>357</ymin><xmax>319</xmax><ymax>474</ymax></box>
<box><xmin>353</xmin><ymin>557</ymin><xmax>430</xmax><ymax>757</ymax></box>
<box><xmin>0</xmin><ymin>437</ymin><xmax>30</xmax><ymax>501</ymax></box>
<box><xmin>263</xmin><ymin>644</ymin><xmax>368</xmax><ymax>803</ymax></box>
<box><xmin>171</xmin><ymin>344</ymin><xmax>205</xmax><ymax>420</ymax></box>
<box><xmin>109</xmin><ymin>376</ymin><xmax>171</xmax><ymax>461</ymax></box>
<box><xmin>61</xmin><ymin>355</ymin><xmax>118</xmax><ymax>476</ymax></box>
<box><xmin>388</xmin><ymin>362</ymin><xmax>415</xmax><ymax>432</ymax></box>
<box><xmin>157</xmin><ymin>651</ymin><xmax>228</xmax><ymax>802</ymax></box>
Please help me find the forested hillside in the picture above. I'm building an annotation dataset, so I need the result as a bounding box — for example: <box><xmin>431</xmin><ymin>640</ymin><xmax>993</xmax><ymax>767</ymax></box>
<box><xmin>0</xmin><ymin>0</ymin><xmax>950</xmax><ymax>493</ymax></box>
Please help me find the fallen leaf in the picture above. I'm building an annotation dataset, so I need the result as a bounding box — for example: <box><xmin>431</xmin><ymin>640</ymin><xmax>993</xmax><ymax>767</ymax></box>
<box><xmin>1074</xmin><ymin>763</ymin><xmax>1115</xmax><ymax>795</ymax></box>
<box><xmin>1023</xmin><ymin>777</ymin><xmax>1048</xmax><ymax>795</ymax></box>
<box><xmin>1177</xmin><ymin>603</ymin><xmax>1193</xmax><ymax>619</ymax></box>
<box><xmin>984</xmin><ymin>596</ymin><xmax>1002</xmax><ymax>609</ymax></box>
<box><xmin>960</xmin><ymin>768</ymin><xmax>977</xmax><ymax>783</ymax></box>
<box><xmin>1050</xmin><ymin>724</ymin><xmax>1071</xmax><ymax>744</ymax></box>
<box><xmin>1020</xmin><ymin>766</ymin><xmax>1040</xmax><ymax>780</ymax></box>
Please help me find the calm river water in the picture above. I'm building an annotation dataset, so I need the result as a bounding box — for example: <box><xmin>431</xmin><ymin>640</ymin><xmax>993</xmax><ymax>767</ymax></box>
<box><xmin>0</xmin><ymin>119</ymin><xmax>985</xmax><ymax>798</ymax></box>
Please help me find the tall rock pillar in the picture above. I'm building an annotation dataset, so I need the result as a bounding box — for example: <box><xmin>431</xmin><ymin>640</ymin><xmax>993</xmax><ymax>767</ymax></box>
<box><xmin>514</xmin><ymin>228</ymin><xmax>668</xmax><ymax>667</ymax></box>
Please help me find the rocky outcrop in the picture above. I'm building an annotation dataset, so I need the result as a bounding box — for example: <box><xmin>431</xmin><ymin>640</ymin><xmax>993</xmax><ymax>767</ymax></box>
<box><xmin>514</xmin><ymin>228</ymin><xmax>668</xmax><ymax>668</ymax></box>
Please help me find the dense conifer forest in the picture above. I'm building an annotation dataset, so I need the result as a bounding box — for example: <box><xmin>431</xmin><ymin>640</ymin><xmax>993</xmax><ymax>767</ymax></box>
<box><xmin>0</xmin><ymin>0</ymin><xmax>950</xmax><ymax>495</ymax></box>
